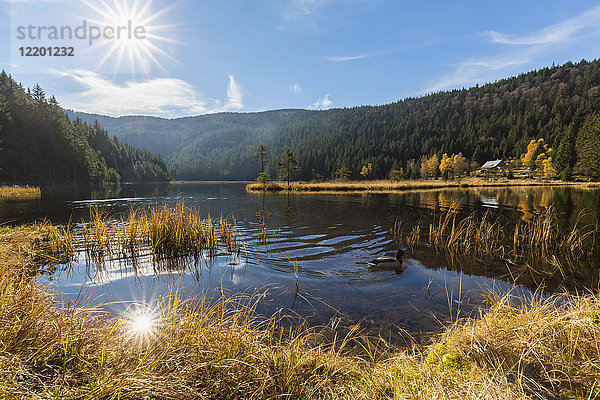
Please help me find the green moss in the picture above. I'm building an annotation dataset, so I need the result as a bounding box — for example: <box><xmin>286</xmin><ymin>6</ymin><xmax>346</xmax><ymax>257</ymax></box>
<box><xmin>425</xmin><ymin>343</ymin><xmax>446</xmax><ymax>365</ymax></box>
<box><xmin>441</xmin><ymin>352</ymin><xmax>462</xmax><ymax>370</ymax></box>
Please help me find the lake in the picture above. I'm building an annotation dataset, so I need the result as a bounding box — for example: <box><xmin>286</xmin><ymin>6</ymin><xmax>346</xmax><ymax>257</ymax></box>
<box><xmin>2</xmin><ymin>183</ymin><xmax>599</xmax><ymax>345</ymax></box>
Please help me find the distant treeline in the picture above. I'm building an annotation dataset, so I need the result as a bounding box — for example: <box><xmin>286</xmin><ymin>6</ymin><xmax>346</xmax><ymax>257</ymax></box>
<box><xmin>0</xmin><ymin>72</ymin><xmax>171</xmax><ymax>185</ymax></box>
<box><xmin>70</xmin><ymin>59</ymin><xmax>600</xmax><ymax>181</ymax></box>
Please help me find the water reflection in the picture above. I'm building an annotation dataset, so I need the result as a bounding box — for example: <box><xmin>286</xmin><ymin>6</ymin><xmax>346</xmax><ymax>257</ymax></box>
<box><xmin>3</xmin><ymin>183</ymin><xmax>600</xmax><ymax>343</ymax></box>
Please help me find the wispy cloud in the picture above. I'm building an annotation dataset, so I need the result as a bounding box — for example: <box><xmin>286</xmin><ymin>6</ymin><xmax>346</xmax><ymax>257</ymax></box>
<box><xmin>55</xmin><ymin>69</ymin><xmax>243</xmax><ymax>117</ymax></box>
<box><xmin>285</xmin><ymin>0</ymin><xmax>335</xmax><ymax>18</ymax></box>
<box><xmin>425</xmin><ymin>4</ymin><xmax>600</xmax><ymax>93</ymax></box>
<box><xmin>307</xmin><ymin>93</ymin><xmax>333</xmax><ymax>110</ymax></box>
<box><xmin>326</xmin><ymin>52</ymin><xmax>379</xmax><ymax>62</ymax></box>
<box><xmin>423</xmin><ymin>53</ymin><xmax>537</xmax><ymax>93</ymax></box>
<box><xmin>290</xmin><ymin>82</ymin><xmax>302</xmax><ymax>94</ymax></box>
<box><xmin>280</xmin><ymin>0</ymin><xmax>367</xmax><ymax>30</ymax></box>
<box><xmin>225</xmin><ymin>74</ymin><xmax>243</xmax><ymax>110</ymax></box>
<box><xmin>487</xmin><ymin>5</ymin><xmax>600</xmax><ymax>46</ymax></box>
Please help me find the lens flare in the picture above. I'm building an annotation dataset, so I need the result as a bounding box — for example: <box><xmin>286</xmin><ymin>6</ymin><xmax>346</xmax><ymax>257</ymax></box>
<box><xmin>82</xmin><ymin>0</ymin><xmax>179</xmax><ymax>76</ymax></box>
<box><xmin>127</xmin><ymin>306</ymin><xmax>158</xmax><ymax>340</ymax></box>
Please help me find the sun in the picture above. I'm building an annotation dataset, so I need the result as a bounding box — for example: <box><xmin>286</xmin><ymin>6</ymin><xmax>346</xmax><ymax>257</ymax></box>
<box><xmin>82</xmin><ymin>0</ymin><xmax>179</xmax><ymax>76</ymax></box>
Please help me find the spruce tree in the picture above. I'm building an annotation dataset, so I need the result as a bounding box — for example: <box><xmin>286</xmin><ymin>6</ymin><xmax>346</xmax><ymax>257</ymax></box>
<box><xmin>555</xmin><ymin>125</ymin><xmax>576</xmax><ymax>181</ymax></box>
<box><xmin>576</xmin><ymin>113</ymin><xmax>600</xmax><ymax>180</ymax></box>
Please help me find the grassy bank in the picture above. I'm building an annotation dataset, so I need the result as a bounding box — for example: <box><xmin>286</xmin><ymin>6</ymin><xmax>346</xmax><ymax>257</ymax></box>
<box><xmin>0</xmin><ymin>185</ymin><xmax>41</xmax><ymax>200</ymax></box>
<box><xmin>246</xmin><ymin>178</ymin><xmax>600</xmax><ymax>193</ymax></box>
<box><xmin>2</xmin><ymin>225</ymin><xmax>600</xmax><ymax>398</ymax></box>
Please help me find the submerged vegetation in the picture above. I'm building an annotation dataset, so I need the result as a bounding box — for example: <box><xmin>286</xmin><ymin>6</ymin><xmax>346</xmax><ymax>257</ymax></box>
<box><xmin>2</xmin><ymin>224</ymin><xmax>600</xmax><ymax>398</ymax></box>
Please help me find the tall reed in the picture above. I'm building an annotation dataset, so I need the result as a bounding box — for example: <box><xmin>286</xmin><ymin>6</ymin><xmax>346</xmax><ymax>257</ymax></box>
<box><xmin>42</xmin><ymin>202</ymin><xmax>245</xmax><ymax>273</ymax></box>
<box><xmin>411</xmin><ymin>203</ymin><xmax>599</xmax><ymax>272</ymax></box>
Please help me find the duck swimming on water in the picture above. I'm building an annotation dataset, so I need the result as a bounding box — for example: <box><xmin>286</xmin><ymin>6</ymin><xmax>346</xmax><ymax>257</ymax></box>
<box><xmin>368</xmin><ymin>249</ymin><xmax>405</xmax><ymax>271</ymax></box>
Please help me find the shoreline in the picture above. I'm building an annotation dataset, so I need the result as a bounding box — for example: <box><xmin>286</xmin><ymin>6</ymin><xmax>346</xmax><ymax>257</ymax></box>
<box><xmin>170</xmin><ymin>180</ymin><xmax>254</xmax><ymax>184</ymax></box>
<box><xmin>246</xmin><ymin>178</ymin><xmax>600</xmax><ymax>193</ymax></box>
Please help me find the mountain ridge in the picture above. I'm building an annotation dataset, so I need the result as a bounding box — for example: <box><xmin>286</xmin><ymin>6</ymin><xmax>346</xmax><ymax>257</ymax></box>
<box><xmin>67</xmin><ymin>59</ymin><xmax>600</xmax><ymax>181</ymax></box>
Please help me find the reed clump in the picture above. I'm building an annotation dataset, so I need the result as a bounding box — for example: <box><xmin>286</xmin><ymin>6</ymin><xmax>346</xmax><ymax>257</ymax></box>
<box><xmin>426</xmin><ymin>203</ymin><xmax>506</xmax><ymax>260</ymax></box>
<box><xmin>0</xmin><ymin>185</ymin><xmax>41</xmax><ymax>200</ymax></box>
<box><xmin>78</xmin><ymin>203</ymin><xmax>244</xmax><ymax>270</ymax></box>
<box><xmin>0</xmin><ymin>223</ymin><xmax>74</xmax><ymax>272</ymax></box>
<box><xmin>412</xmin><ymin>204</ymin><xmax>599</xmax><ymax>271</ymax></box>
<box><xmin>513</xmin><ymin>206</ymin><xmax>598</xmax><ymax>269</ymax></box>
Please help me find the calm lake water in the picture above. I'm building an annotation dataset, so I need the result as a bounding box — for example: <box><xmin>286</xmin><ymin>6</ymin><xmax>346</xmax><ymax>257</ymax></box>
<box><xmin>2</xmin><ymin>183</ymin><xmax>600</xmax><ymax>344</ymax></box>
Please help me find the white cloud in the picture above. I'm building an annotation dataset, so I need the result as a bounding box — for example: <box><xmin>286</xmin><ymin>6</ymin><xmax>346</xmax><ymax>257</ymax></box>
<box><xmin>307</xmin><ymin>93</ymin><xmax>333</xmax><ymax>110</ymax></box>
<box><xmin>55</xmin><ymin>69</ymin><xmax>243</xmax><ymax>117</ymax></box>
<box><xmin>424</xmin><ymin>4</ymin><xmax>600</xmax><ymax>93</ymax></box>
<box><xmin>226</xmin><ymin>74</ymin><xmax>243</xmax><ymax>110</ymax></box>
<box><xmin>423</xmin><ymin>53</ymin><xmax>537</xmax><ymax>93</ymax></box>
<box><xmin>487</xmin><ymin>5</ymin><xmax>600</xmax><ymax>46</ymax></box>
<box><xmin>290</xmin><ymin>82</ymin><xmax>302</xmax><ymax>94</ymax></box>
<box><xmin>326</xmin><ymin>54</ymin><xmax>371</xmax><ymax>62</ymax></box>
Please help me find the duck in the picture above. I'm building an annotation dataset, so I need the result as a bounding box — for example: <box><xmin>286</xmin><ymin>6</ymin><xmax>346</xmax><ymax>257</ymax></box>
<box><xmin>368</xmin><ymin>249</ymin><xmax>405</xmax><ymax>271</ymax></box>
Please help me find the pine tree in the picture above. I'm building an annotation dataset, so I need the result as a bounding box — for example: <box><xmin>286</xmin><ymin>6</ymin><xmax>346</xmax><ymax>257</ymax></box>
<box><xmin>277</xmin><ymin>148</ymin><xmax>299</xmax><ymax>188</ymax></box>
<box><xmin>253</xmin><ymin>142</ymin><xmax>271</xmax><ymax>174</ymax></box>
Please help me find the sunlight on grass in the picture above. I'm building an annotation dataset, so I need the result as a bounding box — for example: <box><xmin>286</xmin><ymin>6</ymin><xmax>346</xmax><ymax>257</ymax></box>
<box><xmin>0</xmin><ymin>185</ymin><xmax>41</xmax><ymax>200</ymax></box>
<box><xmin>126</xmin><ymin>306</ymin><xmax>159</xmax><ymax>341</ymax></box>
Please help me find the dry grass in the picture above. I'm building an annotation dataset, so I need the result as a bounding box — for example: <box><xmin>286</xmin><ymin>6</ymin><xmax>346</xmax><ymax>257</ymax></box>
<box><xmin>2</xmin><ymin>224</ymin><xmax>600</xmax><ymax>398</ymax></box>
<box><xmin>0</xmin><ymin>223</ymin><xmax>74</xmax><ymax>273</ymax></box>
<box><xmin>0</xmin><ymin>185</ymin><xmax>41</xmax><ymax>200</ymax></box>
<box><xmin>246</xmin><ymin>178</ymin><xmax>600</xmax><ymax>193</ymax></box>
<box><xmin>438</xmin><ymin>293</ymin><xmax>600</xmax><ymax>398</ymax></box>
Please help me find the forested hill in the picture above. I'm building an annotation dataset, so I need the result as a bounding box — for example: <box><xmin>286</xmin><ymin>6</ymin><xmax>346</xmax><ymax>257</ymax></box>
<box><xmin>0</xmin><ymin>72</ymin><xmax>171</xmax><ymax>185</ymax></box>
<box><xmin>69</xmin><ymin>59</ymin><xmax>600</xmax><ymax>181</ymax></box>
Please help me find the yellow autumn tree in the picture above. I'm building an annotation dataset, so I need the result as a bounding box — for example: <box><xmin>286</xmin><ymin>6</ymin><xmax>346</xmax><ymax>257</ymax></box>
<box><xmin>427</xmin><ymin>155</ymin><xmax>439</xmax><ymax>178</ymax></box>
<box><xmin>420</xmin><ymin>156</ymin><xmax>429</xmax><ymax>179</ymax></box>
<box><xmin>522</xmin><ymin>138</ymin><xmax>550</xmax><ymax>171</ymax></box>
<box><xmin>360</xmin><ymin>163</ymin><xmax>373</xmax><ymax>179</ymax></box>
<box><xmin>452</xmin><ymin>152</ymin><xmax>469</xmax><ymax>178</ymax></box>
<box><xmin>439</xmin><ymin>153</ymin><xmax>453</xmax><ymax>179</ymax></box>
<box><xmin>543</xmin><ymin>157</ymin><xmax>556</xmax><ymax>179</ymax></box>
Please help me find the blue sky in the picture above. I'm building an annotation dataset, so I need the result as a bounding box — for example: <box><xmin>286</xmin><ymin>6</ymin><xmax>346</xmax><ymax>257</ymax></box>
<box><xmin>1</xmin><ymin>0</ymin><xmax>600</xmax><ymax>117</ymax></box>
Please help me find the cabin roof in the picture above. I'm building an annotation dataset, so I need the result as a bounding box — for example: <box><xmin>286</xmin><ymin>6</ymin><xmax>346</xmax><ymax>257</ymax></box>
<box><xmin>480</xmin><ymin>159</ymin><xmax>505</xmax><ymax>169</ymax></box>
